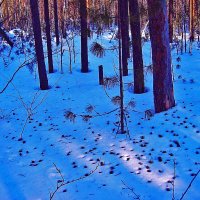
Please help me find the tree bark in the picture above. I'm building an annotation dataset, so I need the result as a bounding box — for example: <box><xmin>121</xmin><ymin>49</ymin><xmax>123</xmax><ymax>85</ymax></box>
<box><xmin>147</xmin><ymin>0</ymin><xmax>175</xmax><ymax>113</ymax></box>
<box><xmin>44</xmin><ymin>0</ymin><xmax>54</xmax><ymax>73</ymax></box>
<box><xmin>129</xmin><ymin>0</ymin><xmax>145</xmax><ymax>94</ymax></box>
<box><xmin>54</xmin><ymin>0</ymin><xmax>59</xmax><ymax>46</ymax></box>
<box><xmin>80</xmin><ymin>0</ymin><xmax>89</xmax><ymax>73</ymax></box>
<box><xmin>30</xmin><ymin>0</ymin><xmax>49</xmax><ymax>90</ymax></box>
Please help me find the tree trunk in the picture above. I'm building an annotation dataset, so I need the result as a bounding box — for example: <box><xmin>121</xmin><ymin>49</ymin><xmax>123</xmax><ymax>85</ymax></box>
<box><xmin>30</xmin><ymin>0</ymin><xmax>48</xmax><ymax>90</ymax></box>
<box><xmin>80</xmin><ymin>0</ymin><xmax>89</xmax><ymax>73</ymax></box>
<box><xmin>168</xmin><ymin>0</ymin><xmax>173</xmax><ymax>43</ymax></box>
<box><xmin>61</xmin><ymin>0</ymin><xmax>67</xmax><ymax>39</ymax></box>
<box><xmin>44</xmin><ymin>0</ymin><xmax>54</xmax><ymax>73</ymax></box>
<box><xmin>197</xmin><ymin>0</ymin><xmax>200</xmax><ymax>41</ymax></box>
<box><xmin>119</xmin><ymin>0</ymin><xmax>129</xmax><ymax>76</ymax></box>
<box><xmin>54</xmin><ymin>0</ymin><xmax>59</xmax><ymax>46</ymax></box>
<box><xmin>190</xmin><ymin>0</ymin><xmax>195</xmax><ymax>41</ymax></box>
<box><xmin>129</xmin><ymin>0</ymin><xmax>145</xmax><ymax>94</ymax></box>
<box><xmin>118</xmin><ymin>2</ymin><xmax>125</xmax><ymax>134</ymax></box>
<box><xmin>147</xmin><ymin>0</ymin><xmax>175</xmax><ymax>113</ymax></box>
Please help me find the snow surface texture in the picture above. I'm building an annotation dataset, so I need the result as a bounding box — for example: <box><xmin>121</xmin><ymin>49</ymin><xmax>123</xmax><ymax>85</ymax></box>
<box><xmin>0</xmin><ymin>31</ymin><xmax>200</xmax><ymax>200</ymax></box>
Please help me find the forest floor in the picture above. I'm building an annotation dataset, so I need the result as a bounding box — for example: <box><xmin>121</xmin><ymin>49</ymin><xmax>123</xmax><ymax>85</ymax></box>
<box><xmin>0</xmin><ymin>31</ymin><xmax>200</xmax><ymax>200</ymax></box>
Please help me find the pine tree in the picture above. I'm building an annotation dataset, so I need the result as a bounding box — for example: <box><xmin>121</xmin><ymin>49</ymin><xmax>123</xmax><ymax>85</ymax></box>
<box><xmin>147</xmin><ymin>0</ymin><xmax>175</xmax><ymax>113</ymax></box>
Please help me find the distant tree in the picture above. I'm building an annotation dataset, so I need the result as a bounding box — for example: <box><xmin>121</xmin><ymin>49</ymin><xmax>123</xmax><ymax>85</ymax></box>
<box><xmin>189</xmin><ymin>0</ymin><xmax>195</xmax><ymax>41</ymax></box>
<box><xmin>44</xmin><ymin>0</ymin><xmax>54</xmax><ymax>73</ymax></box>
<box><xmin>147</xmin><ymin>0</ymin><xmax>175</xmax><ymax>113</ymax></box>
<box><xmin>196</xmin><ymin>0</ymin><xmax>200</xmax><ymax>41</ymax></box>
<box><xmin>168</xmin><ymin>0</ymin><xmax>174</xmax><ymax>43</ymax></box>
<box><xmin>129</xmin><ymin>0</ymin><xmax>145</xmax><ymax>94</ymax></box>
<box><xmin>80</xmin><ymin>0</ymin><xmax>89</xmax><ymax>73</ymax></box>
<box><xmin>30</xmin><ymin>0</ymin><xmax>48</xmax><ymax>90</ymax></box>
<box><xmin>54</xmin><ymin>0</ymin><xmax>59</xmax><ymax>46</ymax></box>
<box><xmin>60</xmin><ymin>0</ymin><xmax>67</xmax><ymax>39</ymax></box>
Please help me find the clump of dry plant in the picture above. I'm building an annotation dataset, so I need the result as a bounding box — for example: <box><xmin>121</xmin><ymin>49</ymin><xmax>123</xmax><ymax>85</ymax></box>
<box><xmin>90</xmin><ymin>42</ymin><xmax>105</xmax><ymax>58</ymax></box>
<box><xmin>103</xmin><ymin>76</ymin><xmax>119</xmax><ymax>89</ymax></box>
<box><xmin>111</xmin><ymin>96</ymin><xmax>121</xmax><ymax>105</ymax></box>
<box><xmin>64</xmin><ymin>111</ymin><xmax>76</xmax><ymax>122</ymax></box>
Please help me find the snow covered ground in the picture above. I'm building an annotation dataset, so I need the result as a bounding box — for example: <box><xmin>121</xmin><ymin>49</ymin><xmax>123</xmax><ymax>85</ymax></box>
<box><xmin>0</xmin><ymin>32</ymin><xmax>200</xmax><ymax>200</ymax></box>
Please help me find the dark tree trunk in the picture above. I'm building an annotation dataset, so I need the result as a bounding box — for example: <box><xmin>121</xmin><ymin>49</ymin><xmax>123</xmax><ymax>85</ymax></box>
<box><xmin>61</xmin><ymin>20</ymin><xmax>67</xmax><ymax>39</ymax></box>
<box><xmin>0</xmin><ymin>27</ymin><xmax>13</xmax><ymax>47</ymax></box>
<box><xmin>190</xmin><ymin>0</ymin><xmax>195</xmax><ymax>41</ymax></box>
<box><xmin>168</xmin><ymin>0</ymin><xmax>173</xmax><ymax>43</ymax></box>
<box><xmin>30</xmin><ymin>0</ymin><xmax>48</xmax><ymax>90</ymax></box>
<box><xmin>197</xmin><ymin>0</ymin><xmax>200</xmax><ymax>41</ymax></box>
<box><xmin>54</xmin><ymin>0</ymin><xmax>59</xmax><ymax>46</ymax></box>
<box><xmin>184</xmin><ymin>1</ymin><xmax>187</xmax><ymax>52</ymax></box>
<box><xmin>129</xmin><ymin>0</ymin><xmax>145</xmax><ymax>94</ymax></box>
<box><xmin>60</xmin><ymin>0</ymin><xmax>67</xmax><ymax>39</ymax></box>
<box><xmin>44</xmin><ymin>0</ymin><xmax>54</xmax><ymax>73</ymax></box>
<box><xmin>147</xmin><ymin>0</ymin><xmax>175</xmax><ymax>113</ymax></box>
<box><xmin>80</xmin><ymin>0</ymin><xmax>89</xmax><ymax>73</ymax></box>
<box><xmin>119</xmin><ymin>0</ymin><xmax>129</xmax><ymax>76</ymax></box>
<box><xmin>118</xmin><ymin>3</ymin><xmax>125</xmax><ymax>134</ymax></box>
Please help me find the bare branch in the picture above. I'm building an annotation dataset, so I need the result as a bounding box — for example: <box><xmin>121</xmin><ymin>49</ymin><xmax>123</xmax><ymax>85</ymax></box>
<box><xmin>50</xmin><ymin>162</ymin><xmax>99</xmax><ymax>200</ymax></box>
<box><xmin>121</xmin><ymin>180</ymin><xmax>141</xmax><ymax>200</ymax></box>
<box><xmin>0</xmin><ymin>58</ymin><xmax>34</xmax><ymax>94</ymax></box>
<box><xmin>180</xmin><ymin>169</ymin><xmax>200</xmax><ymax>200</ymax></box>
